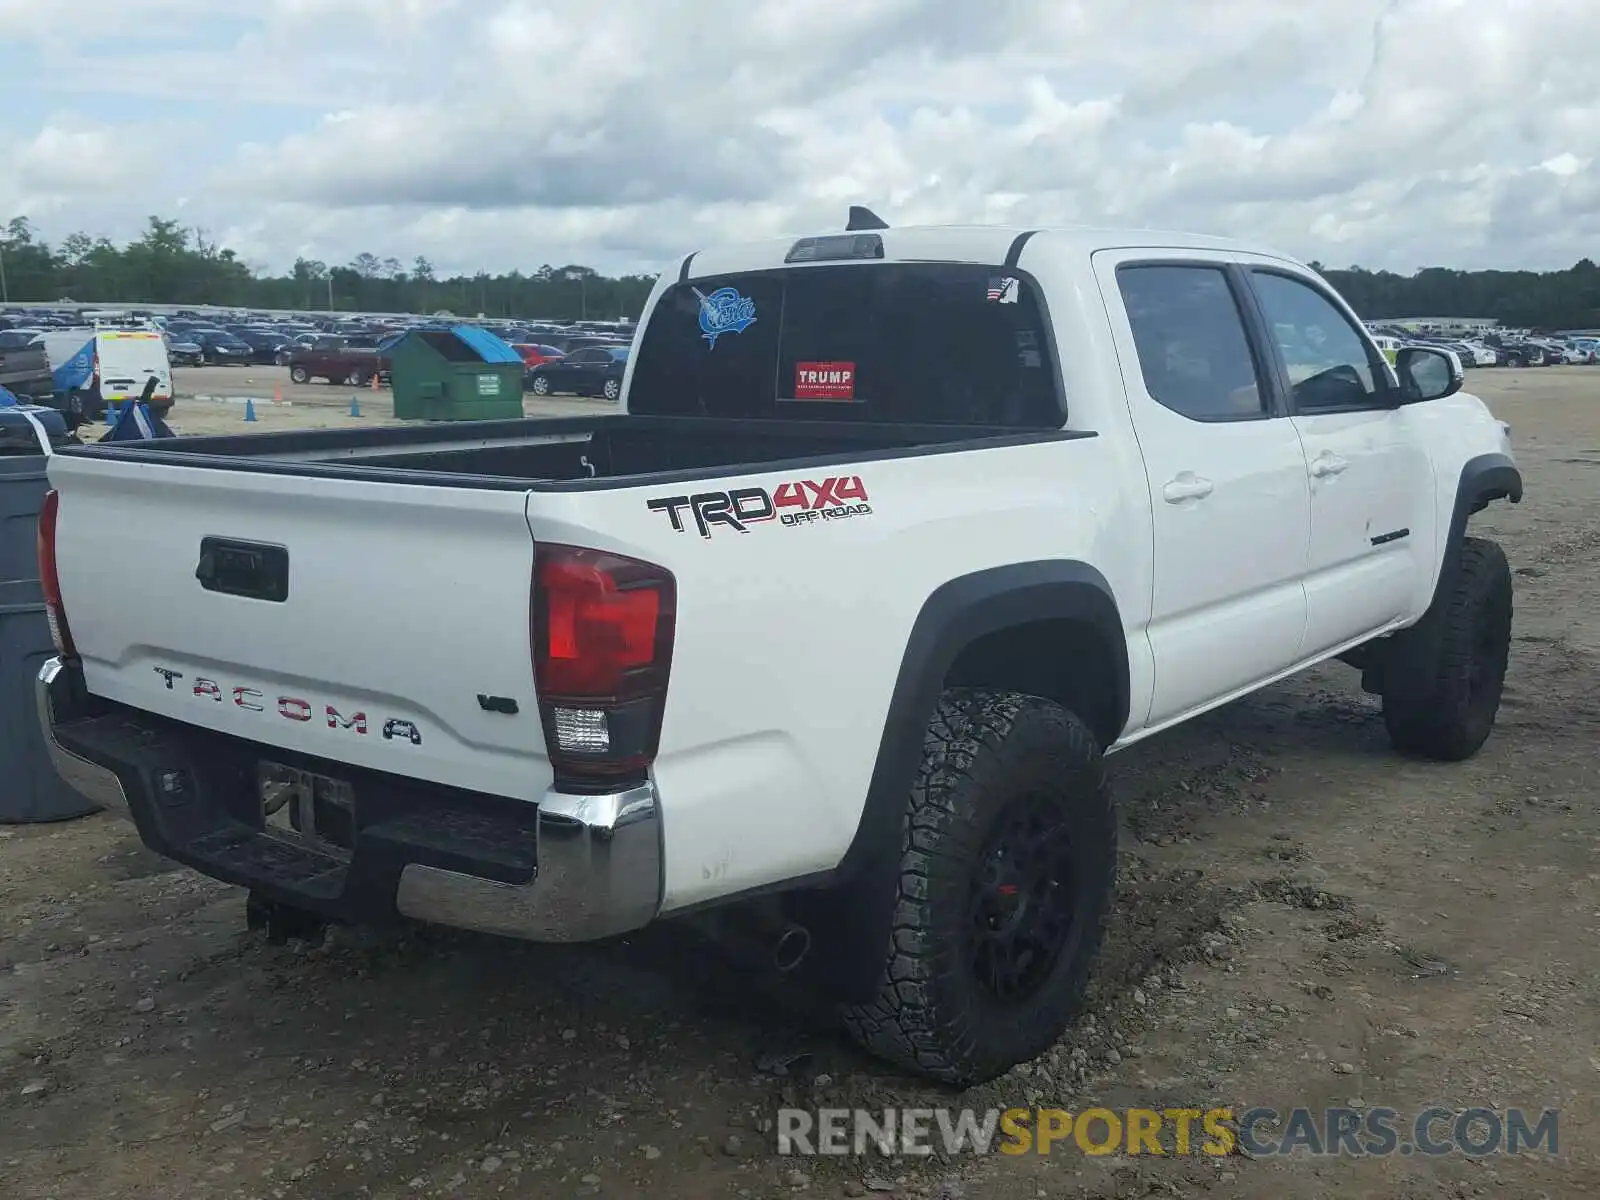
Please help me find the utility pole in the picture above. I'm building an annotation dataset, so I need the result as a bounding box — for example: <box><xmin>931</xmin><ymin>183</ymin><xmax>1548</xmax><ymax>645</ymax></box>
<box><xmin>326</xmin><ymin>274</ymin><xmax>334</xmax><ymax>312</ymax></box>
<box><xmin>0</xmin><ymin>240</ymin><xmax>8</xmax><ymax>304</ymax></box>
<box><xmin>564</xmin><ymin>268</ymin><xmax>587</xmax><ymax>320</ymax></box>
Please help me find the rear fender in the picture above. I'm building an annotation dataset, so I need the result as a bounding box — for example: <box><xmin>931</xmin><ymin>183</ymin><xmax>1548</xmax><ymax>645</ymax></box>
<box><xmin>789</xmin><ymin>560</ymin><xmax>1127</xmax><ymax>1002</ymax></box>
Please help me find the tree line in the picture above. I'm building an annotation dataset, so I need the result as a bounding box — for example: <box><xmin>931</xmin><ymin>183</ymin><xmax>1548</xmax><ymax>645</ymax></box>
<box><xmin>1310</xmin><ymin>258</ymin><xmax>1600</xmax><ymax>331</ymax></box>
<box><xmin>0</xmin><ymin>216</ymin><xmax>656</xmax><ymax>321</ymax></box>
<box><xmin>2</xmin><ymin>215</ymin><xmax>1598</xmax><ymax>329</ymax></box>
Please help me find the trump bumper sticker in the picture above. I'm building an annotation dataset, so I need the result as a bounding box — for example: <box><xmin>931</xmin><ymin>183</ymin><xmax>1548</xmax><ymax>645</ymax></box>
<box><xmin>793</xmin><ymin>361</ymin><xmax>856</xmax><ymax>400</ymax></box>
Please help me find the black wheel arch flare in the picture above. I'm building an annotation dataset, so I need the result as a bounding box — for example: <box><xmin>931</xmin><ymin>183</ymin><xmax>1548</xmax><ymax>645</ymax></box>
<box><xmin>795</xmin><ymin>559</ymin><xmax>1128</xmax><ymax>1002</ymax></box>
<box><xmin>1437</xmin><ymin>453</ymin><xmax>1522</xmax><ymax>611</ymax></box>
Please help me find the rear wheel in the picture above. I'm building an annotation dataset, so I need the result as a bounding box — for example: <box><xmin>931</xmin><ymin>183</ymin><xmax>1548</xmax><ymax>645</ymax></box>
<box><xmin>602</xmin><ymin>377</ymin><xmax>621</xmax><ymax>401</ymax></box>
<box><xmin>345</xmin><ymin>369</ymin><xmax>369</xmax><ymax>387</ymax></box>
<box><xmin>840</xmin><ymin>689</ymin><xmax>1115</xmax><ymax>1086</ymax></box>
<box><xmin>530</xmin><ymin>375</ymin><xmax>551</xmax><ymax>396</ymax></box>
<box><xmin>1382</xmin><ymin>537</ymin><xmax>1512</xmax><ymax>761</ymax></box>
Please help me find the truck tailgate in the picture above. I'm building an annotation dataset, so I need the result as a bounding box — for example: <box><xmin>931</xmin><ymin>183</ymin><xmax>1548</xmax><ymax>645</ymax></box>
<box><xmin>48</xmin><ymin>454</ymin><xmax>549</xmax><ymax>800</ymax></box>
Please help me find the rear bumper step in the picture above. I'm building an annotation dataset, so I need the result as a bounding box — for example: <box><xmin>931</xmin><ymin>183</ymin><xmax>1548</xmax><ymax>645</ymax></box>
<box><xmin>35</xmin><ymin>656</ymin><xmax>662</xmax><ymax>942</ymax></box>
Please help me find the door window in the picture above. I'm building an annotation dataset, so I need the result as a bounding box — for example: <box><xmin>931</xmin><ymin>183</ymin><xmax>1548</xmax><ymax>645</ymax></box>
<box><xmin>1250</xmin><ymin>271</ymin><xmax>1390</xmax><ymax>413</ymax></box>
<box><xmin>1115</xmin><ymin>264</ymin><xmax>1268</xmax><ymax>422</ymax></box>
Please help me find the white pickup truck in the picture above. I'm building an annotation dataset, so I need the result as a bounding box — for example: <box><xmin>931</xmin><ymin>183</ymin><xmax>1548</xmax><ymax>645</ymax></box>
<box><xmin>36</xmin><ymin>216</ymin><xmax>1521</xmax><ymax>1085</ymax></box>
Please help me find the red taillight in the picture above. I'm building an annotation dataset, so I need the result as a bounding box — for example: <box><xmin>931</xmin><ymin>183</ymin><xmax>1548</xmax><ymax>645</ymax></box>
<box><xmin>37</xmin><ymin>489</ymin><xmax>76</xmax><ymax>658</ymax></box>
<box><xmin>532</xmin><ymin>543</ymin><xmax>675</xmax><ymax>777</ymax></box>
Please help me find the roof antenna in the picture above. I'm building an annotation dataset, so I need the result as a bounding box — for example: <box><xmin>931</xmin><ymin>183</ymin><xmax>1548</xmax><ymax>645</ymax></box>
<box><xmin>846</xmin><ymin>205</ymin><xmax>889</xmax><ymax>232</ymax></box>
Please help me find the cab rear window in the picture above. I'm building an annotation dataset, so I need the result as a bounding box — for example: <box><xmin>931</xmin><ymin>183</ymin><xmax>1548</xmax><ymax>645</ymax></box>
<box><xmin>627</xmin><ymin>263</ymin><xmax>1064</xmax><ymax>427</ymax></box>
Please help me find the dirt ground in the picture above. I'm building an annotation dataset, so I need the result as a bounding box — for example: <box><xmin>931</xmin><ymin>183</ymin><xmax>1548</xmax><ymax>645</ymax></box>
<box><xmin>3</xmin><ymin>367</ymin><xmax>1598</xmax><ymax>1199</ymax></box>
<box><xmin>143</xmin><ymin>365</ymin><xmax>608</xmax><ymax>438</ymax></box>
<box><xmin>173</xmin><ymin>363</ymin><xmax>354</xmax><ymax>407</ymax></box>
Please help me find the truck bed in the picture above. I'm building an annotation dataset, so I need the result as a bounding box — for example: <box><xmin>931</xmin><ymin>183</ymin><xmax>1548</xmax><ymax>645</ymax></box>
<box><xmin>47</xmin><ymin>410</ymin><xmax>1092</xmax><ymax>805</ymax></box>
<box><xmin>60</xmin><ymin>413</ymin><xmax>1073</xmax><ymax>491</ymax></box>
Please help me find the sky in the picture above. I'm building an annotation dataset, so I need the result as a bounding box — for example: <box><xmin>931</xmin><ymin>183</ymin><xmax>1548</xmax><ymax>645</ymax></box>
<box><xmin>2</xmin><ymin>0</ymin><xmax>1598</xmax><ymax>280</ymax></box>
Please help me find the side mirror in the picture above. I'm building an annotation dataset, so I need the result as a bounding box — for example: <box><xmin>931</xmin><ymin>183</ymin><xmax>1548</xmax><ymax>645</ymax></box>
<box><xmin>1395</xmin><ymin>346</ymin><xmax>1463</xmax><ymax>404</ymax></box>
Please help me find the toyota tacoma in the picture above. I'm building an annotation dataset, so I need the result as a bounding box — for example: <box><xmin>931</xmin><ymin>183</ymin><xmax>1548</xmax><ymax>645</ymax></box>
<box><xmin>36</xmin><ymin>214</ymin><xmax>1520</xmax><ymax>1084</ymax></box>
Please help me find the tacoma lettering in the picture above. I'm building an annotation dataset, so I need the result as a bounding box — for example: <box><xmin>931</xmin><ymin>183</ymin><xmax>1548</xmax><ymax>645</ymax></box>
<box><xmin>152</xmin><ymin>666</ymin><xmax>419</xmax><ymax>745</ymax></box>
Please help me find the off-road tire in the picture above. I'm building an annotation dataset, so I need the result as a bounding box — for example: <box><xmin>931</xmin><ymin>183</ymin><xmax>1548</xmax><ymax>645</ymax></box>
<box><xmin>839</xmin><ymin>688</ymin><xmax>1116</xmax><ymax>1086</ymax></box>
<box><xmin>1382</xmin><ymin>536</ymin><xmax>1512</xmax><ymax>761</ymax></box>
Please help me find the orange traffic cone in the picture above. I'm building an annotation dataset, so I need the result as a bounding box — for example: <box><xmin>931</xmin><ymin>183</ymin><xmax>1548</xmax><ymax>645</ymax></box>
<box><xmin>370</xmin><ymin>372</ymin><xmax>380</xmax><ymax>391</ymax></box>
<box><xmin>274</xmin><ymin>384</ymin><xmax>283</xmax><ymax>404</ymax></box>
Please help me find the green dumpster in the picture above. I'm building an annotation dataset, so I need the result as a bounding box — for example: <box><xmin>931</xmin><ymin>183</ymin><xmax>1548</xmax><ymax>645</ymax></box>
<box><xmin>389</xmin><ymin>326</ymin><xmax>526</xmax><ymax>421</ymax></box>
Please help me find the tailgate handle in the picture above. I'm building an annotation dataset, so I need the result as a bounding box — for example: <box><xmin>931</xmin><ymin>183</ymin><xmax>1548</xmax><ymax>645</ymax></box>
<box><xmin>196</xmin><ymin>537</ymin><xmax>290</xmax><ymax>602</ymax></box>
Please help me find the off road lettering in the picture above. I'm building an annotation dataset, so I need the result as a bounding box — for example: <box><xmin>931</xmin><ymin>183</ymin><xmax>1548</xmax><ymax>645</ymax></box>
<box><xmin>648</xmin><ymin>476</ymin><xmax>871</xmax><ymax>536</ymax></box>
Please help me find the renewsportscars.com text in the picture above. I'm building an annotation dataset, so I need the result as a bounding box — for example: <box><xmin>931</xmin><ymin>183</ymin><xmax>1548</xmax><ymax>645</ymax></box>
<box><xmin>777</xmin><ymin>1106</ymin><xmax>1559</xmax><ymax>1158</ymax></box>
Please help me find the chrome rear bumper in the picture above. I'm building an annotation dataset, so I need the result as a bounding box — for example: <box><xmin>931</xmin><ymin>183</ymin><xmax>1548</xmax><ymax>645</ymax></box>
<box><xmin>36</xmin><ymin>657</ymin><xmax>131</xmax><ymax>820</ymax></box>
<box><xmin>37</xmin><ymin>655</ymin><xmax>662</xmax><ymax>944</ymax></box>
<box><xmin>395</xmin><ymin>783</ymin><xmax>663</xmax><ymax>942</ymax></box>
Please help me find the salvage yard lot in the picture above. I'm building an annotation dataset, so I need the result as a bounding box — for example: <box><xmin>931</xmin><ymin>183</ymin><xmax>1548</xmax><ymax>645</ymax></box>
<box><xmin>159</xmin><ymin>364</ymin><xmax>609</xmax><ymax>437</ymax></box>
<box><xmin>3</xmin><ymin>368</ymin><xmax>1599</xmax><ymax>1200</ymax></box>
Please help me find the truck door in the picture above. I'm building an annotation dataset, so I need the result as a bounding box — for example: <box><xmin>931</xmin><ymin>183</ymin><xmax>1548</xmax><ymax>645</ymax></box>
<box><xmin>1241</xmin><ymin>267</ymin><xmax>1435</xmax><ymax>655</ymax></box>
<box><xmin>1093</xmin><ymin>251</ymin><xmax>1311</xmax><ymax>727</ymax></box>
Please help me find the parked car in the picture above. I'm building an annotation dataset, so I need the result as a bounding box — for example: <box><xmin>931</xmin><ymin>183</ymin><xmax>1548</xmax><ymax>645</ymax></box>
<box><xmin>0</xmin><ymin>328</ymin><xmax>55</xmax><ymax>406</ymax></box>
<box><xmin>541</xmin><ymin>333</ymin><xmax>626</xmax><ymax>355</ymax></box>
<box><xmin>512</xmin><ymin>343</ymin><xmax>566</xmax><ymax>369</ymax></box>
<box><xmin>164</xmin><ymin>334</ymin><xmax>204</xmax><ymax>367</ymax></box>
<box><xmin>37</xmin><ymin>217</ymin><xmax>1521</xmax><ymax>1086</ymax></box>
<box><xmin>274</xmin><ymin>333</ymin><xmax>321</xmax><ymax>365</ymax></box>
<box><xmin>1566</xmin><ymin>338</ymin><xmax>1600</xmax><ymax>363</ymax></box>
<box><xmin>1494</xmin><ymin>340</ymin><xmax>1546</xmax><ymax>367</ymax></box>
<box><xmin>229</xmin><ymin>328</ymin><xmax>292</xmax><ymax>364</ymax></box>
<box><xmin>286</xmin><ymin>336</ymin><xmax>391</xmax><ymax>385</ymax></box>
<box><xmin>191</xmin><ymin>329</ymin><xmax>253</xmax><ymax>365</ymax></box>
<box><xmin>525</xmin><ymin>345</ymin><xmax>628</xmax><ymax>399</ymax></box>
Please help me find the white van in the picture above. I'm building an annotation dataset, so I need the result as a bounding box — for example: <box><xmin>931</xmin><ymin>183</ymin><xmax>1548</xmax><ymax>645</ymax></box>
<box><xmin>97</xmin><ymin>330</ymin><xmax>174</xmax><ymax>409</ymax></box>
<box><xmin>38</xmin><ymin>328</ymin><xmax>173</xmax><ymax>417</ymax></box>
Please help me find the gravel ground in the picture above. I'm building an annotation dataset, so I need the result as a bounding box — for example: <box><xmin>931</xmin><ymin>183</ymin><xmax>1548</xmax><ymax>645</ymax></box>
<box><xmin>3</xmin><ymin>367</ymin><xmax>1598</xmax><ymax>1199</ymax></box>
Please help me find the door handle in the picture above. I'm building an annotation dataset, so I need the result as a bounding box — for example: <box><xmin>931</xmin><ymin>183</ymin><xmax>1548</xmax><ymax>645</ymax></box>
<box><xmin>1162</xmin><ymin>474</ymin><xmax>1214</xmax><ymax>503</ymax></box>
<box><xmin>1309</xmin><ymin>453</ymin><xmax>1349</xmax><ymax>478</ymax></box>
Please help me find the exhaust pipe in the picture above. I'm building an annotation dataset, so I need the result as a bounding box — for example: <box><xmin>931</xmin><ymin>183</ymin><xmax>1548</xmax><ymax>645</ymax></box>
<box><xmin>773</xmin><ymin>923</ymin><xmax>812</xmax><ymax>973</ymax></box>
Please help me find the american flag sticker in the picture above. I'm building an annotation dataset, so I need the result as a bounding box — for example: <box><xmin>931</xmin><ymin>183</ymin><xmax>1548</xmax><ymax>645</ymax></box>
<box><xmin>986</xmin><ymin>276</ymin><xmax>1019</xmax><ymax>304</ymax></box>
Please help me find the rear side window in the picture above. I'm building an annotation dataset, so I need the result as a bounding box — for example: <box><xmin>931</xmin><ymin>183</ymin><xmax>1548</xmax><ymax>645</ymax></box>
<box><xmin>628</xmin><ymin>264</ymin><xmax>1063</xmax><ymax>426</ymax></box>
<box><xmin>1116</xmin><ymin>265</ymin><xmax>1268</xmax><ymax>422</ymax></box>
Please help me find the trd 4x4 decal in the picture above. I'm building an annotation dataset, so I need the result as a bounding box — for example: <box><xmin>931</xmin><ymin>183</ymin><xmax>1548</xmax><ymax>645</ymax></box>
<box><xmin>647</xmin><ymin>475</ymin><xmax>872</xmax><ymax>538</ymax></box>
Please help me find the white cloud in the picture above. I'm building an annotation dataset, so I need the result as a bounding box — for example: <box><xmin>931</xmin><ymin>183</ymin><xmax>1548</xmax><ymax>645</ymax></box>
<box><xmin>4</xmin><ymin>0</ymin><xmax>1600</xmax><ymax>277</ymax></box>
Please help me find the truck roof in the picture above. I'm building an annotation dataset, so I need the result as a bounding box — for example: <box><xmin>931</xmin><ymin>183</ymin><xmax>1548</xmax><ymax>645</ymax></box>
<box><xmin>681</xmin><ymin>222</ymin><xmax>1296</xmax><ymax>281</ymax></box>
